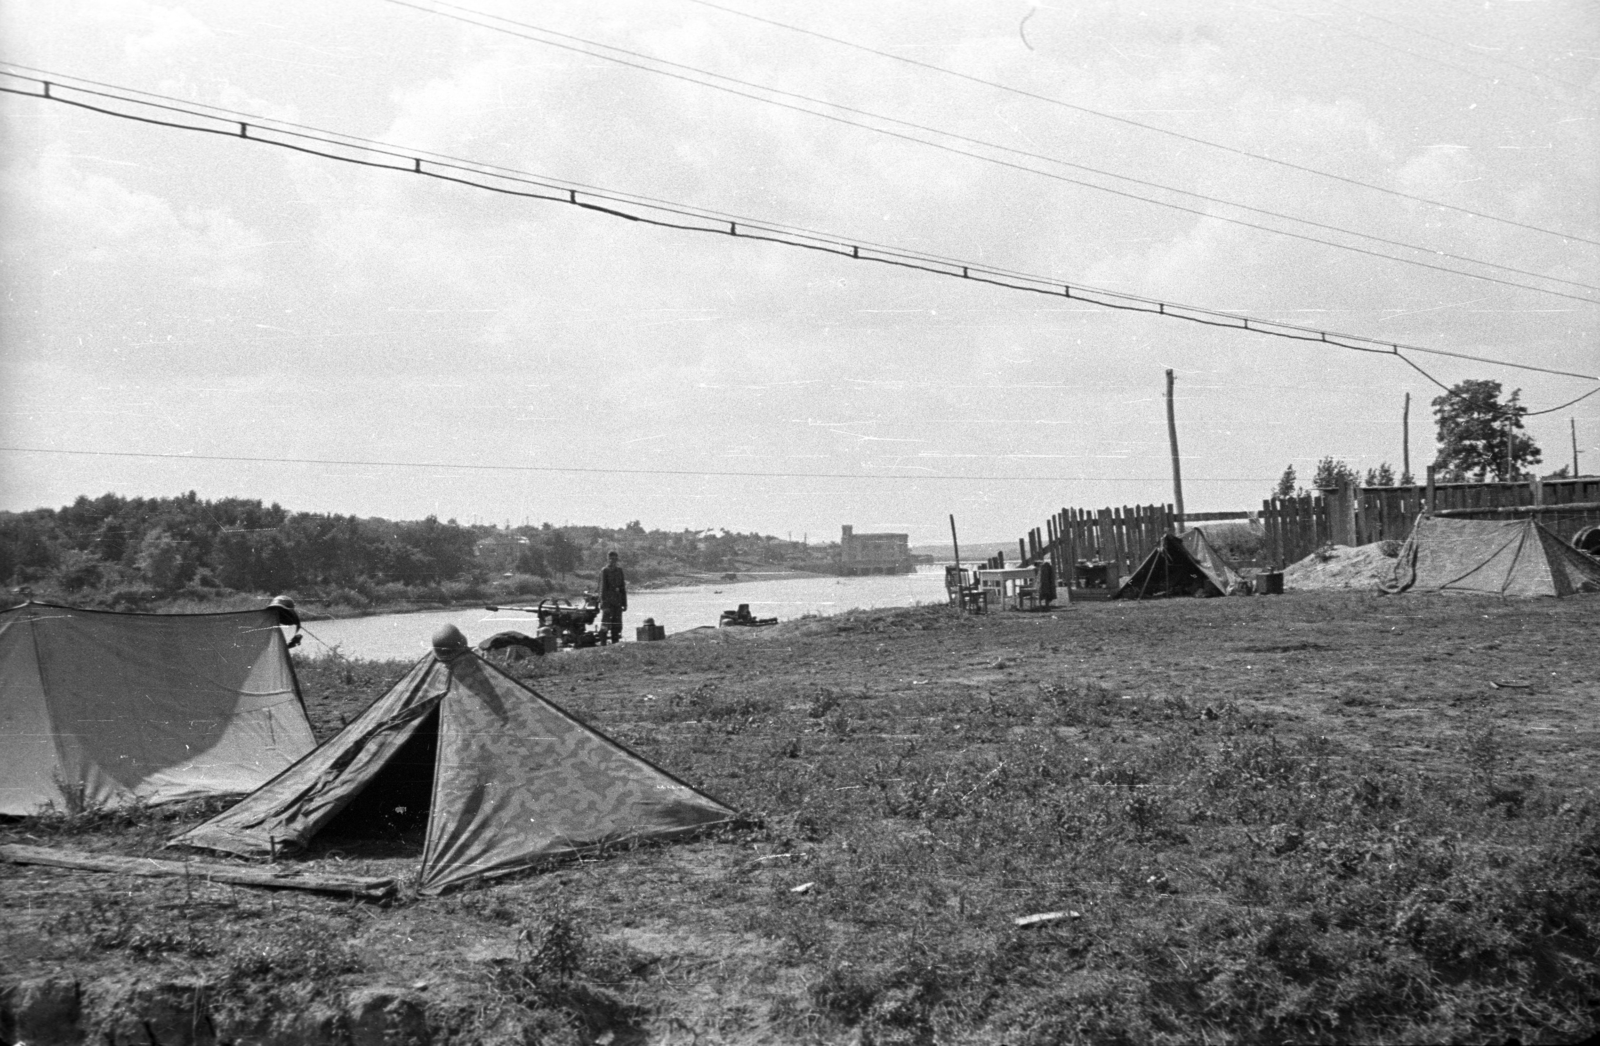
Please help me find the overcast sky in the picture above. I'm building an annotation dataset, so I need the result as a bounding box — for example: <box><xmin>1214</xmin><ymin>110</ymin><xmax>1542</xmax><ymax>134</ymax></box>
<box><xmin>2</xmin><ymin>0</ymin><xmax>1596</xmax><ymax>544</ymax></box>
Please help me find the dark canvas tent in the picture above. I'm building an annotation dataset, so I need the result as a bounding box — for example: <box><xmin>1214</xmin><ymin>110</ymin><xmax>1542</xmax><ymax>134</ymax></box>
<box><xmin>0</xmin><ymin>601</ymin><xmax>315</xmax><ymax>816</ymax></box>
<box><xmin>1382</xmin><ymin>515</ymin><xmax>1600</xmax><ymax>597</ymax></box>
<box><xmin>1114</xmin><ymin>531</ymin><xmax>1244</xmax><ymax>600</ymax></box>
<box><xmin>173</xmin><ymin>625</ymin><xmax>737</xmax><ymax>893</ymax></box>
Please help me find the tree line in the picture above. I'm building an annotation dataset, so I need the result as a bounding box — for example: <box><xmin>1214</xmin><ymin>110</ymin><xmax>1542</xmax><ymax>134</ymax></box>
<box><xmin>1271</xmin><ymin>379</ymin><xmax>1575</xmax><ymax>498</ymax></box>
<box><xmin>0</xmin><ymin>493</ymin><xmax>830</xmax><ymax>611</ymax></box>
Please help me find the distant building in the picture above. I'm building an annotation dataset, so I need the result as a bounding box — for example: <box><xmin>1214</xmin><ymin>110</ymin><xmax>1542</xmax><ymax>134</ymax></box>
<box><xmin>836</xmin><ymin>525</ymin><xmax>914</xmax><ymax>576</ymax></box>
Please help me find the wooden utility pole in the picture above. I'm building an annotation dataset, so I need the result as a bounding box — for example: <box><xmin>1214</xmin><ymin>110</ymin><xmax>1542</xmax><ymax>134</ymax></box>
<box><xmin>949</xmin><ymin>514</ymin><xmax>962</xmax><ymax>574</ymax></box>
<box><xmin>1165</xmin><ymin>369</ymin><xmax>1185</xmax><ymax>524</ymax></box>
<box><xmin>1575</xmin><ymin>418</ymin><xmax>1582</xmax><ymax>476</ymax></box>
<box><xmin>1504</xmin><ymin>413</ymin><xmax>1514</xmax><ymax>480</ymax></box>
<box><xmin>1402</xmin><ymin>392</ymin><xmax>1410</xmax><ymax>482</ymax></box>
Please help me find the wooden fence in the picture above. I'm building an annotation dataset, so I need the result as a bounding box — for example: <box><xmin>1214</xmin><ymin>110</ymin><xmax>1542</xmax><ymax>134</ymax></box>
<box><xmin>1259</xmin><ymin>494</ymin><xmax>1330</xmax><ymax>568</ymax></box>
<box><xmin>1014</xmin><ymin>476</ymin><xmax>1598</xmax><ymax>580</ymax></box>
<box><xmin>1338</xmin><ymin>476</ymin><xmax>1600</xmax><ymax>546</ymax></box>
<box><xmin>1020</xmin><ymin>504</ymin><xmax>1177</xmax><ymax>583</ymax></box>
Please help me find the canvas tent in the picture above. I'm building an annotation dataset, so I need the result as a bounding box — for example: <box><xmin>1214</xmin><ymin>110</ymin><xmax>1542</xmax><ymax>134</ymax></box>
<box><xmin>173</xmin><ymin>625</ymin><xmax>737</xmax><ymax>893</ymax></box>
<box><xmin>1114</xmin><ymin>531</ymin><xmax>1245</xmax><ymax>600</ymax></box>
<box><xmin>1382</xmin><ymin>515</ymin><xmax>1600</xmax><ymax>597</ymax></box>
<box><xmin>0</xmin><ymin>600</ymin><xmax>315</xmax><ymax>816</ymax></box>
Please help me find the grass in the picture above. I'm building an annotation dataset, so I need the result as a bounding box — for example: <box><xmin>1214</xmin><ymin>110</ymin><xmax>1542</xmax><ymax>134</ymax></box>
<box><xmin>3</xmin><ymin>591</ymin><xmax>1597</xmax><ymax>1043</ymax></box>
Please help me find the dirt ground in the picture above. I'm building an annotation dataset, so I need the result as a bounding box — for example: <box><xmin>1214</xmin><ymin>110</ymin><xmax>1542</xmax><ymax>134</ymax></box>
<box><xmin>3</xmin><ymin>589</ymin><xmax>1597</xmax><ymax>1044</ymax></box>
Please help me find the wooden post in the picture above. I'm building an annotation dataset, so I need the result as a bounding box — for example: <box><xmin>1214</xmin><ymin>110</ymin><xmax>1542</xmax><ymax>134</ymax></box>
<box><xmin>1098</xmin><ymin>507</ymin><xmax>1116</xmax><ymax>577</ymax></box>
<box><xmin>1426</xmin><ymin>465</ymin><xmax>1437</xmax><ymax>514</ymax></box>
<box><xmin>949</xmin><ymin>514</ymin><xmax>962</xmax><ymax>575</ymax></box>
<box><xmin>1575</xmin><ymin>418</ymin><xmax>1581</xmax><ymax>477</ymax></box>
<box><xmin>1504</xmin><ymin>414</ymin><xmax>1514</xmax><ymax>481</ymax></box>
<box><xmin>1402</xmin><ymin>392</ymin><xmax>1410</xmax><ymax>482</ymax></box>
<box><xmin>1165</xmin><ymin>369</ymin><xmax>1185</xmax><ymax>525</ymax></box>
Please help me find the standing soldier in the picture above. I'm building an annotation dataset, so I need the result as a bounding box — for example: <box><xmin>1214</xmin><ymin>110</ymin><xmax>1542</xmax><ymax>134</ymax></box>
<box><xmin>598</xmin><ymin>550</ymin><xmax>627</xmax><ymax>644</ymax></box>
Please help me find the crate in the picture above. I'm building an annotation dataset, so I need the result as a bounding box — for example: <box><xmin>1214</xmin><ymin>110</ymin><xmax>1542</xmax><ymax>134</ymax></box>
<box><xmin>635</xmin><ymin>620</ymin><xmax>666</xmax><ymax>642</ymax></box>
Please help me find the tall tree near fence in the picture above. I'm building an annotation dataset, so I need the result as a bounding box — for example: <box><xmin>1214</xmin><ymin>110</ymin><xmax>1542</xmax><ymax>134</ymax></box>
<box><xmin>1272</xmin><ymin>465</ymin><xmax>1298</xmax><ymax>499</ymax></box>
<box><xmin>1312</xmin><ymin>456</ymin><xmax>1358</xmax><ymax>490</ymax></box>
<box><xmin>1432</xmin><ymin>379</ymin><xmax>1542</xmax><ymax>481</ymax></box>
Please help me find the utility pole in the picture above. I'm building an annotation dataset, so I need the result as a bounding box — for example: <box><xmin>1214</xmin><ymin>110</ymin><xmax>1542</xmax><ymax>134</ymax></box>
<box><xmin>1402</xmin><ymin>392</ymin><xmax>1410</xmax><ymax>482</ymax></box>
<box><xmin>1575</xmin><ymin>418</ymin><xmax>1582</xmax><ymax>476</ymax></box>
<box><xmin>1504</xmin><ymin>413</ymin><xmax>1514</xmax><ymax>481</ymax></box>
<box><xmin>1165</xmin><ymin>369</ymin><xmax>1185</xmax><ymax>524</ymax></box>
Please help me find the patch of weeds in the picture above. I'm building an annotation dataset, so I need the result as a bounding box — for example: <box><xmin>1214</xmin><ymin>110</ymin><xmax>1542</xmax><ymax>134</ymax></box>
<box><xmin>1350</xmin><ymin>773</ymin><xmax>1405</xmax><ymax>812</ymax></box>
<box><xmin>218</xmin><ymin>926</ymin><xmax>364</xmax><ymax>990</ymax></box>
<box><xmin>208</xmin><ymin>919</ymin><xmax>366</xmax><ymax>1031</ymax></box>
<box><xmin>446</xmin><ymin>893</ymin><xmax>526</xmax><ymax>927</ymax></box>
<box><xmin>1121</xmin><ymin>791</ymin><xmax>1167</xmax><ymax>838</ymax></box>
<box><xmin>489</xmin><ymin>908</ymin><xmax>649</xmax><ymax>1043</ymax></box>
<box><xmin>673</xmin><ymin>681</ymin><xmax>772</xmax><ymax>721</ymax></box>
<box><xmin>807</xmin><ymin>688</ymin><xmax>843</xmax><ymax>718</ymax></box>
<box><xmin>45</xmin><ymin>890</ymin><xmax>217</xmax><ymax>960</ymax></box>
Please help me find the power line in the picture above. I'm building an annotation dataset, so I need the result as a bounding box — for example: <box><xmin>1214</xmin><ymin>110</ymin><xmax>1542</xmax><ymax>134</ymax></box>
<box><xmin>1</xmin><ymin>73</ymin><xmax>1595</xmax><ymax>386</ymax></box>
<box><xmin>377</xmin><ymin>0</ymin><xmax>1600</xmax><ymax>300</ymax></box>
<box><xmin>9</xmin><ymin>63</ymin><xmax>1595</xmax><ymax>308</ymax></box>
<box><xmin>681</xmin><ymin>0</ymin><xmax>1600</xmax><ymax>248</ymax></box>
<box><xmin>1524</xmin><ymin>385</ymin><xmax>1600</xmax><ymax>417</ymax></box>
<box><xmin>1299</xmin><ymin>0</ymin><xmax>1596</xmax><ymax>97</ymax></box>
<box><xmin>0</xmin><ymin>446</ymin><xmax>1278</xmax><ymax>484</ymax></box>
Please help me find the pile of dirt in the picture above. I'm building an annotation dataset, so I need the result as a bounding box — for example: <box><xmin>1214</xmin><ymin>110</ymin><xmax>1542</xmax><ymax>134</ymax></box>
<box><xmin>1283</xmin><ymin>542</ymin><xmax>1397</xmax><ymax>590</ymax></box>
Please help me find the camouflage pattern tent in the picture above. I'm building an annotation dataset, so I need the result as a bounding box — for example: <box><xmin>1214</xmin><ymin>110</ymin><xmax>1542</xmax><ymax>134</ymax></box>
<box><xmin>1114</xmin><ymin>531</ymin><xmax>1245</xmax><ymax>600</ymax></box>
<box><xmin>0</xmin><ymin>601</ymin><xmax>314</xmax><ymax>816</ymax></box>
<box><xmin>173</xmin><ymin>625</ymin><xmax>736</xmax><ymax>893</ymax></box>
<box><xmin>1382</xmin><ymin>516</ymin><xmax>1600</xmax><ymax>597</ymax></box>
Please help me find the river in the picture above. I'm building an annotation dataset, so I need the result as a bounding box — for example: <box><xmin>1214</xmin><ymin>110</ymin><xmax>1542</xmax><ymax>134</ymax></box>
<box><xmin>298</xmin><ymin>566</ymin><xmax>950</xmax><ymax>661</ymax></box>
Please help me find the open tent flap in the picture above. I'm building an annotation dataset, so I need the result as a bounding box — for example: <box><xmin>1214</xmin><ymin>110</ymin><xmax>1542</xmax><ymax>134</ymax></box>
<box><xmin>174</xmin><ymin>637</ymin><xmax>737</xmax><ymax>893</ymax></box>
<box><xmin>171</xmin><ymin>655</ymin><xmax>450</xmax><ymax>855</ymax></box>
<box><xmin>1115</xmin><ymin>533</ymin><xmax>1240</xmax><ymax>600</ymax></box>
<box><xmin>0</xmin><ymin>603</ymin><xmax>317</xmax><ymax>816</ymax></box>
<box><xmin>1180</xmin><ymin>529</ymin><xmax>1246</xmax><ymax>593</ymax></box>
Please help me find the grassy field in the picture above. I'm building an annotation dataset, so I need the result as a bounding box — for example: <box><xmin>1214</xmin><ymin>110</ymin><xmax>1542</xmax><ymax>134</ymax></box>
<box><xmin>3</xmin><ymin>590</ymin><xmax>1598</xmax><ymax>1044</ymax></box>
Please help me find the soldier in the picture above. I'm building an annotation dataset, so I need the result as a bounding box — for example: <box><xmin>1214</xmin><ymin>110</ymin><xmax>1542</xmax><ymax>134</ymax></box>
<box><xmin>598</xmin><ymin>550</ymin><xmax>627</xmax><ymax>644</ymax></box>
<box><xmin>1037</xmin><ymin>558</ymin><xmax>1057</xmax><ymax>607</ymax></box>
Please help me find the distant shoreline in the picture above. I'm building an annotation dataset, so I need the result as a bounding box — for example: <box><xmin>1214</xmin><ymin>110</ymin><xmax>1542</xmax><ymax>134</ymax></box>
<box><xmin>294</xmin><ymin>567</ymin><xmax>881</xmax><ymax>621</ymax></box>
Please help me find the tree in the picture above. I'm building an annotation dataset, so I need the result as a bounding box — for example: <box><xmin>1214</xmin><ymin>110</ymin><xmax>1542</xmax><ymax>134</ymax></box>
<box><xmin>544</xmin><ymin>530</ymin><xmax>580</xmax><ymax>575</ymax></box>
<box><xmin>1432</xmin><ymin>379</ymin><xmax>1541</xmax><ymax>481</ymax></box>
<box><xmin>1364</xmin><ymin>462</ymin><xmax>1396</xmax><ymax>487</ymax></box>
<box><xmin>136</xmin><ymin>526</ymin><xmax>193</xmax><ymax>591</ymax></box>
<box><xmin>1272</xmin><ymin>465</ymin><xmax>1297</xmax><ymax>500</ymax></box>
<box><xmin>1312</xmin><ymin>456</ymin><xmax>1358</xmax><ymax>490</ymax></box>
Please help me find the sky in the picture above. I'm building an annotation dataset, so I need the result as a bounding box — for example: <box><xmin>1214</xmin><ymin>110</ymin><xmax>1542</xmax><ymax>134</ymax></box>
<box><xmin>1</xmin><ymin>0</ymin><xmax>1596</xmax><ymax>545</ymax></box>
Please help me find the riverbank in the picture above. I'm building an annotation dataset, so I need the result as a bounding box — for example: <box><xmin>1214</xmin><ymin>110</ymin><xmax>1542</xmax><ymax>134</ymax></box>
<box><xmin>4</xmin><ymin>590</ymin><xmax>1595</xmax><ymax>1044</ymax></box>
<box><xmin>297</xmin><ymin>569</ymin><xmax>947</xmax><ymax>658</ymax></box>
<box><xmin>9</xmin><ymin>566</ymin><xmax>862</xmax><ymax>623</ymax></box>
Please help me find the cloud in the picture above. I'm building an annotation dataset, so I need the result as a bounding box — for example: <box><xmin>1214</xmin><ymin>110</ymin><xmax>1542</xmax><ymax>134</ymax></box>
<box><xmin>6</xmin><ymin>148</ymin><xmax>264</xmax><ymax>290</ymax></box>
<box><xmin>122</xmin><ymin>3</ymin><xmax>213</xmax><ymax>65</ymax></box>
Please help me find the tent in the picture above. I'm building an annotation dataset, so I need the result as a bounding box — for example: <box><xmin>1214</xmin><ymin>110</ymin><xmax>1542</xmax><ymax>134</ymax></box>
<box><xmin>1382</xmin><ymin>515</ymin><xmax>1600</xmax><ymax>597</ymax></box>
<box><xmin>1114</xmin><ymin>531</ymin><xmax>1245</xmax><ymax>600</ymax></box>
<box><xmin>173</xmin><ymin>625</ymin><xmax>737</xmax><ymax>893</ymax></box>
<box><xmin>0</xmin><ymin>600</ymin><xmax>315</xmax><ymax>816</ymax></box>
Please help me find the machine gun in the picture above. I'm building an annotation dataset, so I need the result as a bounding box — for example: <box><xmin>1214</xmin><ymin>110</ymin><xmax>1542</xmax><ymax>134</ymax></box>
<box><xmin>718</xmin><ymin>603</ymin><xmax>778</xmax><ymax>628</ymax></box>
<box><xmin>485</xmin><ymin>595</ymin><xmax>602</xmax><ymax>649</ymax></box>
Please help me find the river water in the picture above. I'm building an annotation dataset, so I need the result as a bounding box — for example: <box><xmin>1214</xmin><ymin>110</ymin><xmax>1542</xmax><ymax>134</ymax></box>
<box><xmin>299</xmin><ymin>566</ymin><xmax>949</xmax><ymax>661</ymax></box>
